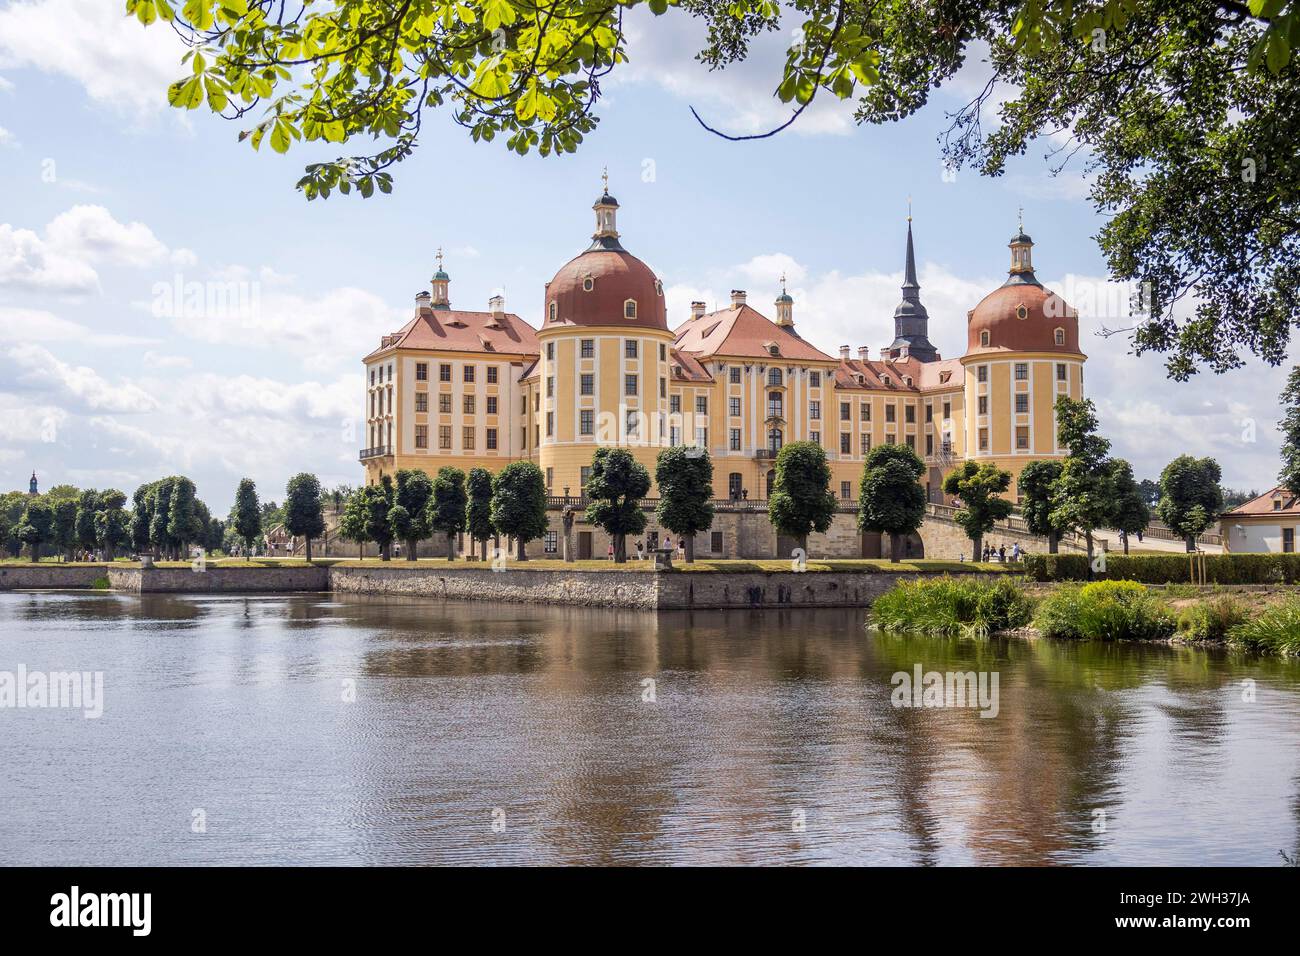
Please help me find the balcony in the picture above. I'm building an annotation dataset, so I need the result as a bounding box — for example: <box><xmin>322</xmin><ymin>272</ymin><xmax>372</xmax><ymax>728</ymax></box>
<box><xmin>359</xmin><ymin>445</ymin><xmax>393</xmax><ymax>461</ymax></box>
<box><xmin>754</xmin><ymin>448</ymin><xmax>778</xmax><ymax>460</ymax></box>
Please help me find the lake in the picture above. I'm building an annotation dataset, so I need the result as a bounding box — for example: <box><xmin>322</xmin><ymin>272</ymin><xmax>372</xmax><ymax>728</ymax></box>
<box><xmin>2</xmin><ymin>590</ymin><xmax>1298</xmax><ymax>866</ymax></box>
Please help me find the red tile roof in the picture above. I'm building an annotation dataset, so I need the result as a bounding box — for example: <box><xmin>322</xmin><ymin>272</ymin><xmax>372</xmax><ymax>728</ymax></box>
<box><xmin>670</xmin><ymin>349</ymin><xmax>713</xmax><ymax>382</ymax></box>
<box><xmin>1222</xmin><ymin>487</ymin><xmax>1299</xmax><ymax>517</ymax></box>
<box><xmin>672</xmin><ymin>304</ymin><xmax>836</xmax><ymax>363</ymax></box>
<box><xmin>365</xmin><ymin>307</ymin><xmax>539</xmax><ymax>361</ymax></box>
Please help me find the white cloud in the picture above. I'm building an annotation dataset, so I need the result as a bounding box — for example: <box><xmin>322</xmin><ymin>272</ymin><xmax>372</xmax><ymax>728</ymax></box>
<box><xmin>0</xmin><ymin>0</ymin><xmax>185</xmax><ymax>117</ymax></box>
<box><xmin>0</xmin><ymin>306</ymin><xmax>158</xmax><ymax>347</ymax></box>
<box><xmin>141</xmin><ymin>349</ymin><xmax>192</xmax><ymax>369</ymax></box>
<box><xmin>5</xmin><ymin>343</ymin><xmax>158</xmax><ymax>412</ymax></box>
<box><xmin>0</xmin><ymin>391</ymin><xmax>68</xmax><ymax>442</ymax></box>
<box><xmin>0</xmin><ymin>125</ymin><xmax>15</xmax><ymax>147</ymax></box>
<box><xmin>44</xmin><ymin>205</ymin><xmax>171</xmax><ymax>268</ymax></box>
<box><xmin>0</xmin><ymin>223</ymin><xmax>98</xmax><ymax>293</ymax></box>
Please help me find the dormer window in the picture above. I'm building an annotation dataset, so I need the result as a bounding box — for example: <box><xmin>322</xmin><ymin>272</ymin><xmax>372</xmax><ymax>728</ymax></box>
<box><xmin>882</xmin><ymin>375</ymin><xmax>891</xmax><ymax>386</ymax></box>
<box><xmin>624</xmin><ymin>299</ymin><xmax>637</xmax><ymax>319</ymax></box>
<box><xmin>583</xmin><ymin>276</ymin><xmax>594</xmax><ymax>292</ymax></box>
<box><xmin>1016</xmin><ymin>304</ymin><xmax>1028</xmax><ymax>320</ymax></box>
<box><xmin>655</xmin><ymin>280</ymin><xmax>663</xmax><ymax>296</ymax></box>
<box><xmin>548</xmin><ymin>302</ymin><xmax>557</xmax><ymax>322</ymax></box>
<box><xmin>1054</xmin><ymin>327</ymin><xmax>1065</xmax><ymax>346</ymax></box>
<box><xmin>980</xmin><ymin>330</ymin><xmax>991</xmax><ymax>347</ymax></box>
<box><xmin>905</xmin><ymin>377</ymin><xmax>913</xmax><ymax>387</ymax></box>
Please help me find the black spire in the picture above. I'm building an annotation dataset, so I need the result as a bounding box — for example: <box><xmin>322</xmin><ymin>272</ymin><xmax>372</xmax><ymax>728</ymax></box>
<box><xmin>889</xmin><ymin>218</ymin><xmax>940</xmax><ymax>362</ymax></box>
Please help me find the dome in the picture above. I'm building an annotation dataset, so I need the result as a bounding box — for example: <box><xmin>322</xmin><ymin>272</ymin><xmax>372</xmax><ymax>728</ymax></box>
<box><xmin>967</xmin><ymin>282</ymin><xmax>1079</xmax><ymax>354</ymax></box>
<box><xmin>544</xmin><ymin>249</ymin><xmax>667</xmax><ymax>331</ymax></box>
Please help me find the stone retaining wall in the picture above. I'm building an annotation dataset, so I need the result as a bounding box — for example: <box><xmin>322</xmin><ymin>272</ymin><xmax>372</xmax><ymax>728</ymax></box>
<box><xmin>327</xmin><ymin>565</ymin><xmax>662</xmax><ymax>608</ymax></box>
<box><xmin>0</xmin><ymin>565</ymin><xmax>107</xmax><ymax>589</ymax></box>
<box><xmin>107</xmin><ymin>566</ymin><xmax>330</xmax><ymax>593</ymax></box>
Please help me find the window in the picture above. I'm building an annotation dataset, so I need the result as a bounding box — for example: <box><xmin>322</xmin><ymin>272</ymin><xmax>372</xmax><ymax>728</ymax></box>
<box><xmin>369</xmin><ymin>369</ymin><xmax>375</xmax><ymax>386</ymax></box>
<box><xmin>464</xmin><ymin>366</ymin><xmax>475</xmax><ymax>383</ymax></box>
<box><xmin>581</xmin><ymin>339</ymin><xmax>594</xmax><ymax>358</ymax></box>
<box><xmin>768</xmin><ymin>367</ymin><xmax>782</xmax><ymax>386</ymax></box>
<box><xmin>546</xmin><ymin>342</ymin><xmax>555</xmax><ymax>361</ymax></box>
<box><xmin>670</xmin><ymin>426</ymin><xmax>682</xmax><ymax>447</ymax></box>
<box><xmin>925</xmin><ymin>405</ymin><xmax>933</xmax><ymax>423</ymax></box>
<box><xmin>625</xmin><ymin>374</ymin><xmax>638</xmax><ymax>396</ymax></box>
<box><xmin>768</xmin><ymin>428</ymin><xmax>783</xmax><ymax>452</ymax></box>
<box><xmin>546</xmin><ymin>468</ymin><xmax>553</xmax><ymax>493</ymax></box>
<box><xmin>730</xmin><ymin>428</ymin><xmax>742</xmax><ymax>451</ymax></box>
<box><xmin>549</xmin><ymin>302</ymin><xmax>557</xmax><ymax>322</ymax></box>
<box><xmin>583</xmin><ymin>276</ymin><xmax>594</xmax><ymax>291</ymax></box>
<box><xmin>486</xmin><ymin>428</ymin><xmax>498</xmax><ymax>450</ymax></box>
<box><xmin>943</xmin><ymin>401</ymin><xmax>951</xmax><ymax>419</ymax></box>
<box><xmin>439</xmin><ymin>363</ymin><xmax>452</xmax><ymax>382</ymax></box>
<box><xmin>906</xmin><ymin>434</ymin><xmax>916</xmax><ymax>451</ymax></box>
<box><xmin>811</xmin><ymin>430</ymin><xmax>820</xmax><ymax>445</ymax></box>
<box><xmin>840</xmin><ymin>433</ymin><xmax>851</xmax><ymax>454</ymax></box>
<box><xmin>978</xmin><ymin>428</ymin><xmax>989</xmax><ymax>451</ymax></box>
<box><xmin>463</xmin><ymin>395</ymin><xmax>475</xmax><ymax>414</ymax></box>
<box><xmin>522</xmin><ymin>426</ymin><xmax>528</xmax><ymax>448</ymax></box>
<box><xmin>439</xmin><ymin>425</ymin><xmax>452</xmax><ymax>449</ymax></box>
<box><xmin>439</xmin><ymin>394</ymin><xmax>452</xmax><ymax>414</ymax></box>
<box><xmin>695</xmin><ymin>396</ymin><xmax>707</xmax><ymax>414</ymax></box>
<box><xmin>695</xmin><ymin>427</ymin><xmax>707</xmax><ymax>448</ymax></box>
<box><xmin>546</xmin><ymin>411</ymin><xmax>554</xmax><ymax>436</ymax></box>
<box><xmin>546</xmin><ymin>376</ymin><xmax>554</xmax><ymax>398</ymax></box>
<box><xmin>980</xmin><ymin>330</ymin><xmax>990</xmax><ymax>347</ymax></box>
<box><xmin>729</xmin><ymin>367</ymin><xmax>742</xmax><ymax>384</ymax></box>
<box><xmin>730</xmin><ymin>397</ymin><xmax>742</xmax><ymax>417</ymax></box>
<box><xmin>370</xmin><ymin>393</ymin><xmax>376</xmax><ymax>417</ymax></box>
<box><xmin>978</xmin><ymin>395</ymin><xmax>988</xmax><ymax>415</ymax></box>
<box><xmin>463</xmin><ymin>427</ymin><xmax>475</xmax><ymax>450</ymax></box>
<box><xmin>809</xmin><ymin>400</ymin><xmax>820</xmax><ymax>420</ymax></box>
<box><xmin>670</xmin><ymin>395</ymin><xmax>681</xmax><ymax>414</ymax></box>
<box><xmin>810</xmin><ymin>371</ymin><xmax>821</xmax><ymax>387</ymax></box>
<box><xmin>978</xmin><ymin>365</ymin><xmax>988</xmax><ymax>383</ymax></box>
<box><xmin>1016</xmin><ymin>426</ymin><xmax>1030</xmax><ymax>450</ymax></box>
<box><xmin>660</xmin><ymin>378</ymin><xmax>666</xmax><ymax>398</ymax></box>
<box><xmin>860</xmin><ymin>434</ymin><xmax>871</xmax><ymax>455</ymax></box>
<box><xmin>1055</xmin><ymin>328</ymin><xmax>1066</xmax><ymax>346</ymax></box>
<box><xmin>905</xmin><ymin>404</ymin><xmax>916</xmax><ymax>424</ymax></box>
<box><xmin>624</xmin><ymin>299</ymin><xmax>638</xmax><ymax>320</ymax></box>
<box><xmin>1057</xmin><ymin>363</ymin><xmax>1067</xmax><ymax>381</ymax></box>
<box><xmin>858</xmin><ymin>402</ymin><xmax>867</xmax><ymax>421</ymax></box>
<box><xmin>581</xmin><ymin>466</ymin><xmax>592</xmax><ymax>489</ymax></box>
<box><xmin>416</xmin><ymin>362</ymin><xmax>428</xmax><ymax>381</ymax></box>
<box><xmin>926</xmin><ymin>434</ymin><xmax>934</xmax><ymax>455</ymax></box>
<box><xmin>580</xmin><ymin>410</ymin><xmax>594</xmax><ymax>435</ymax></box>
<box><xmin>1015</xmin><ymin>393</ymin><xmax>1029</xmax><ymax>414</ymax></box>
<box><xmin>767</xmin><ymin>392</ymin><xmax>783</xmax><ymax>419</ymax></box>
<box><xmin>544</xmin><ymin>531</ymin><xmax>558</xmax><ymax>554</ymax></box>
<box><xmin>841</xmin><ymin>481</ymin><xmax>852</xmax><ymax>500</ymax></box>
<box><xmin>486</xmin><ymin>396</ymin><xmax>497</xmax><ymax>415</ymax></box>
<box><xmin>885</xmin><ymin>405</ymin><xmax>896</xmax><ymax>423</ymax></box>
<box><xmin>1284</xmin><ymin>528</ymin><xmax>1295</xmax><ymax>553</ymax></box>
<box><xmin>522</xmin><ymin>395</ymin><xmax>528</xmax><ymax>414</ymax></box>
<box><xmin>415</xmin><ymin>425</ymin><xmax>428</xmax><ymax>449</ymax></box>
<box><xmin>711</xmin><ymin>530</ymin><xmax>724</xmax><ymax>553</ymax></box>
<box><xmin>534</xmin><ymin>393</ymin><xmax>540</xmax><ymax>411</ymax></box>
<box><xmin>415</xmin><ymin>392</ymin><xmax>428</xmax><ymax>413</ymax></box>
<box><xmin>1014</xmin><ymin>362</ymin><xmax>1028</xmax><ymax>381</ymax></box>
<box><xmin>625</xmin><ymin>340</ymin><xmax>638</xmax><ymax>359</ymax></box>
<box><xmin>581</xmin><ymin>373</ymin><xmax>594</xmax><ymax>396</ymax></box>
<box><xmin>626</xmin><ymin>411</ymin><xmax>639</xmax><ymax>437</ymax></box>
<box><xmin>840</xmin><ymin>402</ymin><xmax>850</xmax><ymax>421</ymax></box>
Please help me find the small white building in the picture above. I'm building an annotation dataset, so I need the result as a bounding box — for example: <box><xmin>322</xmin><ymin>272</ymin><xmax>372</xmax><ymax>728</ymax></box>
<box><xmin>1220</xmin><ymin>487</ymin><xmax>1298</xmax><ymax>553</ymax></box>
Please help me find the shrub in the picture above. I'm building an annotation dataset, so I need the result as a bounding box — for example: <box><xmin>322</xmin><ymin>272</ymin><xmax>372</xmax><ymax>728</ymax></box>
<box><xmin>1023</xmin><ymin>552</ymin><xmax>1300</xmax><ymax>585</ymax></box>
<box><xmin>1229</xmin><ymin>599</ymin><xmax>1300</xmax><ymax>656</ymax></box>
<box><xmin>870</xmin><ymin>575</ymin><xmax>1034</xmax><ymax>638</ymax></box>
<box><xmin>1034</xmin><ymin>580</ymin><xmax>1176</xmax><ymax>641</ymax></box>
<box><xmin>1175</xmin><ymin>596</ymin><xmax>1250</xmax><ymax>642</ymax></box>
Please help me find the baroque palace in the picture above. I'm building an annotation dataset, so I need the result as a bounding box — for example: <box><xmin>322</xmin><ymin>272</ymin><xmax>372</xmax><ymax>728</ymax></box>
<box><xmin>361</xmin><ymin>185</ymin><xmax>1086</xmax><ymax>558</ymax></box>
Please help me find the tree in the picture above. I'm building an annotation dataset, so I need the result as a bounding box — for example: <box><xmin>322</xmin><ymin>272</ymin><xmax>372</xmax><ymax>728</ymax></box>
<box><xmin>1220</xmin><ymin>487</ymin><xmax>1260</xmax><ymax>510</ymax></box>
<box><xmin>465</xmin><ymin>467</ymin><xmax>495</xmax><ymax>561</ymax></box>
<box><xmin>394</xmin><ymin>469</ymin><xmax>435</xmax><ymax>561</ymax></box>
<box><xmin>233</xmin><ymin>478</ymin><xmax>262</xmax><ymax>560</ymax></box>
<box><xmin>942</xmin><ymin>461</ymin><xmax>1013</xmax><ymax>562</ymax></box>
<box><xmin>16</xmin><ymin>501</ymin><xmax>53</xmax><ymax>562</ymax></box>
<box><xmin>1138</xmin><ymin>478</ymin><xmax>1162</xmax><ymax>507</ymax></box>
<box><xmin>361</xmin><ymin>477</ymin><xmax>396</xmax><ymax>560</ymax></box>
<box><xmin>1049</xmin><ymin>396</ymin><xmax>1116</xmax><ymax>564</ymax></box>
<box><xmin>149</xmin><ymin>478</ymin><xmax>176</xmax><ymax>558</ymax></box>
<box><xmin>338</xmin><ymin>489</ymin><xmax>371</xmax><ymax>559</ymax></box>
<box><xmin>1157</xmin><ymin>455</ymin><xmax>1225</xmax><ymax>551</ymax></box>
<box><xmin>50</xmin><ymin>497</ymin><xmax>79</xmax><ymax>562</ymax></box>
<box><xmin>585</xmin><ymin>448</ymin><xmax>651</xmax><ymax>563</ymax></box>
<box><xmin>1</xmin><ymin>491</ymin><xmax>30</xmax><ymax>558</ymax></box>
<box><xmin>427</xmin><ymin>467</ymin><xmax>468</xmax><ymax>561</ymax></box>
<box><xmin>167</xmin><ymin>476</ymin><xmax>198</xmax><ymax>559</ymax></box>
<box><xmin>857</xmin><ymin>443</ymin><xmax>926</xmax><ymax>563</ymax></box>
<box><xmin>1280</xmin><ymin>365</ymin><xmax>1300</xmax><ymax>494</ymax></box>
<box><xmin>655</xmin><ymin>447</ymin><xmax>715</xmax><ymax>563</ymax></box>
<box><xmin>284</xmin><ymin>473</ymin><xmax>327</xmax><ymax>563</ymax></box>
<box><xmin>768</xmin><ymin>440</ymin><xmax>837</xmax><ymax>556</ymax></box>
<box><xmin>1109</xmin><ymin>459</ymin><xmax>1151</xmax><ymax>555</ymax></box>
<box><xmin>129</xmin><ymin>482</ymin><xmax>154</xmax><ymax>556</ymax></box>
<box><xmin>95</xmin><ymin>490</ymin><xmax>130</xmax><ymax>562</ymax></box>
<box><xmin>490</xmin><ymin>461</ymin><xmax>549</xmax><ymax>561</ymax></box>
<box><xmin>74</xmin><ymin>489</ymin><xmax>100</xmax><ymax>555</ymax></box>
<box><xmin>1017</xmin><ymin>459</ymin><xmax>1065</xmax><ymax>554</ymax></box>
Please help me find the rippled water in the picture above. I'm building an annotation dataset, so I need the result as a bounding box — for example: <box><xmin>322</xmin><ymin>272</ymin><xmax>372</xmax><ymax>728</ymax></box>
<box><xmin>2</xmin><ymin>590</ymin><xmax>1299</xmax><ymax>866</ymax></box>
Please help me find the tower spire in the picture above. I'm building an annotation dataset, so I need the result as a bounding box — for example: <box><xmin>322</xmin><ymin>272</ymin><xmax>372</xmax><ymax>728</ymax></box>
<box><xmin>432</xmin><ymin>247</ymin><xmax>451</xmax><ymax>309</ymax></box>
<box><xmin>888</xmin><ymin>212</ymin><xmax>939</xmax><ymax>362</ymax></box>
<box><xmin>588</xmin><ymin>176</ymin><xmax>624</xmax><ymax>252</ymax></box>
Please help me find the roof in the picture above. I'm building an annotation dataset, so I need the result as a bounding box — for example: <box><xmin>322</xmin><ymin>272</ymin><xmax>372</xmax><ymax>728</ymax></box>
<box><xmin>365</xmin><ymin>307</ymin><xmax>539</xmax><ymax>360</ymax></box>
<box><xmin>543</xmin><ymin>248</ymin><xmax>668</xmax><ymax>331</ymax></box>
<box><xmin>966</xmin><ymin>282</ymin><xmax>1081</xmax><ymax>355</ymax></box>
<box><xmin>670</xmin><ymin>350</ymin><xmax>713</xmax><ymax>382</ymax></box>
<box><xmin>1222</xmin><ymin>487</ymin><xmax>1300</xmax><ymax>518</ymax></box>
<box><xmin>672</xmin><ymin>304</ymin><xmax>835</xmax><ymax>362</ymax></box>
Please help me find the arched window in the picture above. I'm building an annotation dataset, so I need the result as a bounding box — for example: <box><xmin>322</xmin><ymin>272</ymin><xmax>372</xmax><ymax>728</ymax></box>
<box><xmin>548</xmin><ymin>302</ymin><xmax>557</xmax><ymax>322</ymax></box>
<box><xmin>1054</xmin><ymin>327</ymin><xmax>1065</xmax><ymax>346</ymax></box>
<box><xmin>624</xmin><ymin>299</ymin><xmax>637</xmax><ymax>319</ymax></box>
<box><xmin>765</xmin><ymin>469</ymin><xmax>776</xmax><ymax>498</ymax></box>
<box><xmin>767</xmin><ymin>391</ymin><xmax>784</xmax><ymax>419</ymax></box>
<box><xmin>767</xmin><ymin>367</ymin><xmax>782</xmax><ymax>386</ymax></box>
<box><xmin>980</xmin><ymin>330</ymin><xmax>991</xmax><ymax>347</ymax></box>
<box><xmin>768</xmin><ymin>428</ymin><xmax>783</xmax><ymax>453</ymax></box>
<box><xmin>655</xmin><ymin>280</ymin><xmax>663</xmax><ymax>296</ymax></box>
<box><xmin>728</xmin><ymin>473</ymin><xmax>743</xmax><ymax>499</ymax></box>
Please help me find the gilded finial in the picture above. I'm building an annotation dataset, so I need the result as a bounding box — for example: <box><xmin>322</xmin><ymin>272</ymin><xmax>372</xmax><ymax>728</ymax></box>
<box><xmin>602</xmin><ymin>165</ymin><xmax>609</xmax><ymax>194</ymax></box>
<box><xmin>436</xmin><ymin>246</ymin><xmax>444</xmax><ymax>270</ymax></box>
<box><xmin>907</xmin><ymin>195</ymin><xmax>912</xmax><ymax>223</ymax></box>
<box><xmin>780</xmin><ymin>271</ymin><xmax>787</xmax><ymax>294</ymax></box>
<box><xmin>1018</xmin><ymin>205</ymin><xmax>1024</xmax><ymax>232</ymax></box>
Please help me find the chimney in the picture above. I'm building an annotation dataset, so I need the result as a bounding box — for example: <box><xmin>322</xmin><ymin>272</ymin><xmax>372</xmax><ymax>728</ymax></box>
<box><xmin>730</xmin><ymin>289</ymin><xmax>747</xmax><ymax>308</ymax></box>
<box><xmin>857</xmin><ymin>346</ymin><xmax>870</xmax><ymax>362</ymax></box>
<box><xmin>489</xmin><ymin>294</ymin><xmax>505</xmax><ymax>318</ymax></box>
<box><xmin>839</xmin><ymin>345</ymin><xmax>850</xmax><ymax>360</ymax></box>
<box><xmin>881</xmin><ymin>346</ymin><xmax>893</xmax><ymax>362</ymax></box>
<box><xmin>415</xmin><ymin>290</ymin><xmax>432</xmax><ymax>313</ymax></box>
<box><xmin>690</xmin><ymin>301</ymin><xmax>706</xmax><ymax>320</ymax></box>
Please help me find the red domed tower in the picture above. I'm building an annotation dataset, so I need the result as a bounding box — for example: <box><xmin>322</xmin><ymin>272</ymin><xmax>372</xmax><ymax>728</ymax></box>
<box><xmin>535</xmin><ymin>176</ymin><xmax>675</xmax><ymax>494</ymax></box>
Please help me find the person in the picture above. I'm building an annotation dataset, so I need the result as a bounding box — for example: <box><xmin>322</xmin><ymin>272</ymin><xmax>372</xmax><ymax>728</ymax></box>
<box><xmin>664</xmin><ymin>535</ymin><xmax>673</xmax><ymax>555</ymax></box>
<box><xmin>1011</xmin><ymin>542</ymin><xmax>1021</xmax><ymax>562</ymax></box>
<box><xmin>998</xmin><ymin>544</ymin><xmax>1006</xmax><ymax>563</ymax></box>
<box><xmin>958</xmin><ymin>552</ymin><xmax>965</xmax><ymax>563</ymax></box>
<box><xmin>635</xmin><ymin>540</ymin><xmax>644</xmax><ymax>561</ymax></box>
<box><xmin>606</xmin><ymin>542</ymin><xmax>615</xmax><ymax>561</ymax></box>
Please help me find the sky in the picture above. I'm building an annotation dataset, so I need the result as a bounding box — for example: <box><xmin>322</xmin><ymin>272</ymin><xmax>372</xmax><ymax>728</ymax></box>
<box><xmin>0</xmin><ymin>1</ymin><xmax>1289</xmax><ymax>513</ymax></box>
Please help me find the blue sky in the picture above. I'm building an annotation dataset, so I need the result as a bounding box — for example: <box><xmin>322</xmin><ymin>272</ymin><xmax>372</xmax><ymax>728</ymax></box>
<box><xmin>0</xmin><ymin>1</ymin><xmax>1288</xmax><ymax>512</ymax></box>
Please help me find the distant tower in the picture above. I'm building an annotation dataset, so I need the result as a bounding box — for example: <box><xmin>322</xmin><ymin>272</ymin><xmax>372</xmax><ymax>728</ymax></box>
<box><xmin>431</xmin><ymin>247</ymin><xmax>451</xmax><ymax>310</ymax></box>
<box><xmin>774</xmin><ymin>273</ymin><xmax>794</xmax><ymax>329</ymax></box>
<box><xmin>28</xmin><ymin>471</ymin><xmax>38</xmax><ymax>496</ymax></box>
<box><xmin>888</xmin><ymin>210</ymin><xmax>940</xmax><ymax>362</ymax></box>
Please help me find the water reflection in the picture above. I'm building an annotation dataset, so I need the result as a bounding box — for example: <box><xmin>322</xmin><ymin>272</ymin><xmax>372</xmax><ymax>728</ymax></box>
<box><xmin>1</xmin><ymin>591</ymin><xmax>1298</xmax><ymax>866</ymax></box>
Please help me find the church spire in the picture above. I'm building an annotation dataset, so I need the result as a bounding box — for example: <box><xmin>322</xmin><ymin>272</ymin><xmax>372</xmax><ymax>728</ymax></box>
<box><xmin>587</xmin><ymin>169</ymin><xmax>625</xmax><ymax>252</ymax></box>
<box><xmin>888</xmin><ymin>212</ymin><xmax>940</xmax><ymax>362</ymax></box>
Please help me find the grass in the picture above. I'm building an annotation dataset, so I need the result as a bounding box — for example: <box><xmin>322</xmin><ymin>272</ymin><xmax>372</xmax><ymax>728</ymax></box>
<box><xmin>1034</xmin><ymin>580</ymin><xmax>1177</xmax><ymax>642</ymax></box>
<box><xmin>1175</xmin><ymin>595</ymin><xmax>1251</xmax><ymax>642</ymax></box>
<box><xmin>1228</xmin><ymin>598</ymin><xmax>1300</xmax><ymax>656</ymax></box>
<box><xmin>869</xmin><ymin>575</ymin><xmax>1035</xmax><ymax>638</ymax></box>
